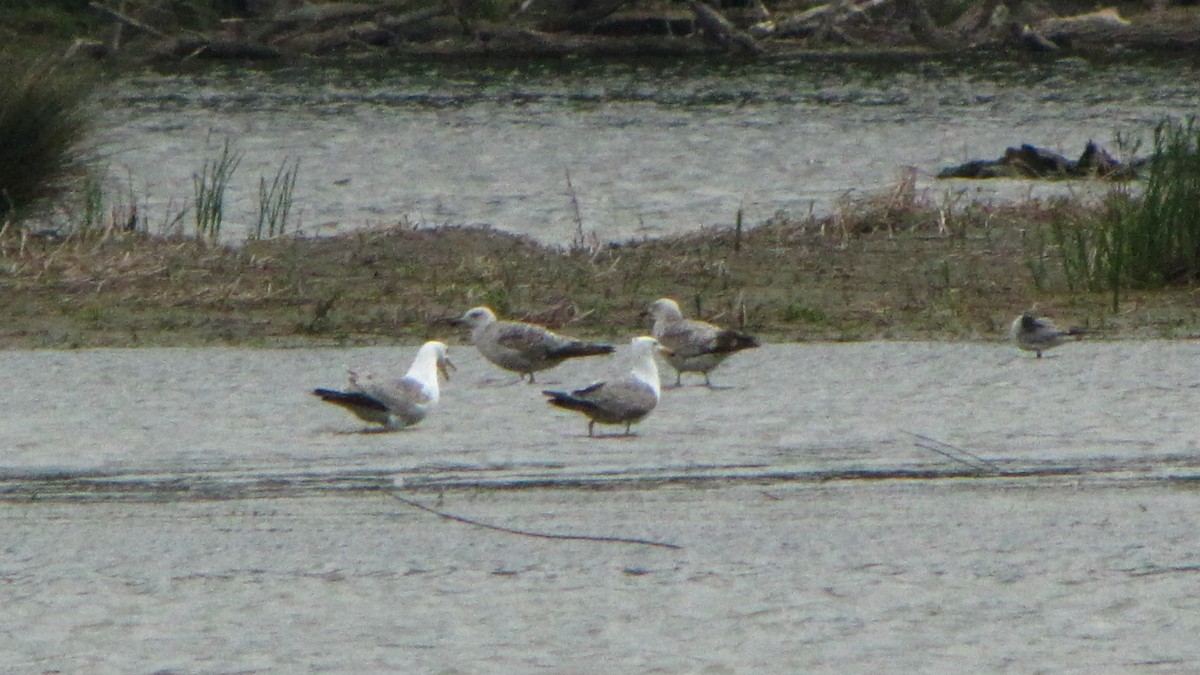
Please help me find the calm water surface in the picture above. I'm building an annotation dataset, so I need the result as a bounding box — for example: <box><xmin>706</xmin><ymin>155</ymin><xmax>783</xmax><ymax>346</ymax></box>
<box><xmin>96</xmin><ymin>56</ymin><xmax>1199</xmax><ymax>244</ymax></box>
<box><xmin>6</xmin><ymin>343</ymin><xmax>1200</xmax><ymax>670</ymax></box>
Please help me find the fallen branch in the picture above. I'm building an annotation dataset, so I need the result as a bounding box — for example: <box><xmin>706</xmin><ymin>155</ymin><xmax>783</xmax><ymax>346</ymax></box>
<box><xmin>769</xmin><ymin>0</ymin><xmax>893</xmax><ymax>39</ymax></box>
<box><xmin>532</xmin><ymin>0</ymin><xmax>635</xmax><ymax>34</ymax></box>
<box><xmin>895</xmin><ymin>0</ymin><xmax>954</xmax><ymax>47</ymax></box>
<box><xmin>88</xmin><ymin>1</ymin><xmax>169</xmax><ymax>39</ymax></box>
<box><xmin>691</xmin><ymin>0</ymin><xmax>762</xmax><ymax>54</ymax></box>
<box><xmin>1035</xmin><ymin>9</ymin><xmax>1200</xmax><ymax>50</ymax></box>
<box><xmin>391</xmin><ymin>493</ymin><xmax>684</xmax><ymax>549</ymax></box>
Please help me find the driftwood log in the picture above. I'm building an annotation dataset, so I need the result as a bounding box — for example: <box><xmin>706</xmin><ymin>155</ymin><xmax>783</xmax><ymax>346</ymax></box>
<box><xmin>74</xmin><ymin>0</ymin><xmax>1200</xmax><ymax>61</ymax></box>
<box><xmin>981</xmin><ymin>7</ymin><xmax>1200</xmax><ymax>53</ymax></box>
<box><xmin>155</xmin><ymin>36</ymin><xmax>284</xmax><ymax>60</ymax></box>
<box><xmin>895</xmin><ymin>0</ymin><xmax>952</xmax><ymax>47</ymax></box>
<box><xmin>531</xmin><ymin>0</ymin><xmax>634</xmax><ymax>34</ymax></box>
<box><xmin>765</xmin><ymin>0</ymin><xmax>894</xmax><ymax>39</ymax></box>
<box><xmin>1036</xmin><ymin>9</ymin><xmax>1200</xmax><ymax>50</ymax></box>
<box><xmin>690</xmin><ymin>0</ymin><xmax>762</xmax><ymax>54</ymax></box>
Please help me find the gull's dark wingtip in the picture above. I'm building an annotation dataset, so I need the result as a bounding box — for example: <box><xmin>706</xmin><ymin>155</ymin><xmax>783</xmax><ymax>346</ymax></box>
<box><xmin>313</xmin><ymin>388</ymin><xmax>389</xmax><ymax>412</ymax></box>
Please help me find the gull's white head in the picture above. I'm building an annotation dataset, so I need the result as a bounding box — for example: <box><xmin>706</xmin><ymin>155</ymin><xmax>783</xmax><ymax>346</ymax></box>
<box><xmin>413</xmin><ymin>341</ymin><xmax>455</xmax><ymax>382</ymax></box>
<box><xmin>629</xmin><ymin>336</ymin><xmax>670</xmax><ymax>396</ymax></box>
<box><xmin>630</xmin><ymin>335</ymin><xmax>672</xmax><ymax>357</ymax></box>
<box><xmin>647</xmin><ymin>298</ymin><xmax>684</xmax><ymax>322</ymax></box>
<box><xmin>459</xmin><ymin>306</ymin><xmax>497</xmax><ymax>330</ymax></box>
<box><xmin>631</xmin><ymin>335</ymin><xmax>659</xmax><ymax>355</ymax></box>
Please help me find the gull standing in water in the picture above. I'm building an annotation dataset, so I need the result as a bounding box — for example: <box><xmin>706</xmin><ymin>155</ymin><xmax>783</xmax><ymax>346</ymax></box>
<box><xmin>543</xmin><ymin>336</ymin><xmax>669</xmax><ymax>437</ymax></box>
<box><xmin>645</xmin><ymin>297</ymin><xmax>760</xmax><ymax>387</ymax></box>
<box><xmin>1010</xmin><ymin>313</ymin><xmax>1085</xmax><ymax>358</ymax></box>
<box><xmin>457</xmin><ymin>306</ymin><xmax>613</xmax><ymax>383</ymax></box>
<box><xmin>313</xmin><ymin>341</ymin><xmax>454</xmax><ymax>430</ymax></box>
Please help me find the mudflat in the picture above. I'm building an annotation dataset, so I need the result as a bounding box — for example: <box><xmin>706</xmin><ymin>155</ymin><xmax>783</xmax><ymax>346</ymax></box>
<box><xmin>2</xmin><ymin>341</ymin><xmax>1199</xmax><ymax>671</ymax></box>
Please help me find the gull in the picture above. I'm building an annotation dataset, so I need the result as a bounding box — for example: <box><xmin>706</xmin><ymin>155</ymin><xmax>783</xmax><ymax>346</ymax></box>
<box><xmin>456</xmin><ymin>306</ymin><xmax>614</xmax><ymax>383</ymax></box>
<box><xmin>1009</xmin><ymin>312</ymin><xmax>1085</xmax><ymax>358</ymax></box>
<box><xmin>543</xmin><ymin>336</ymin><xmax>668</xmax><ymax>437</ymax></box>
<box><xmin>313</xmin><ymin>341</ymin><xmax>454</xmax><ymax>430</ymax></box>
<box><xmin>543</xmin><ymin>336</ymin><xmax>667</xmax><ymax>437</ymax></box>
<box><xmin>644</xmin><ymin>297</ymin><xmax>760</xmax><ymax>387</ymax></box>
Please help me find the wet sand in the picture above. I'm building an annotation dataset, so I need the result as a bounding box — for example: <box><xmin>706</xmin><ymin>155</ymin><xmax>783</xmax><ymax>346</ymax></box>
<box><xmin>2</xmin><ymin>342</ymin><xmax>1199</xmax><ymax>671</ymax></box>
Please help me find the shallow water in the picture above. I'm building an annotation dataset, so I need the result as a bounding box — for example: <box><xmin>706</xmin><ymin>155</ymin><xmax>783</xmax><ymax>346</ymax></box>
<box><xmin>3</xmin><ymin>342</ymin><xmax>1200</xmax><ymax>670</ymax></box>
<box><xmin>3</xmin><ymin>341</ymin><xmax>1198</xmax><ymax>481</ymax></box>
<box><xmin>94</xmin><ymin>56</ymin><xmax>1200</xmax><ymax>244</ymax></box>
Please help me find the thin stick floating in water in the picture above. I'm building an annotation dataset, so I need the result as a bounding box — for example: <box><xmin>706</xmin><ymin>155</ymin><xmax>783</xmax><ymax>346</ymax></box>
<box><xmin>390</xmin><ymin>493</ymin><xmax>683</xmax><ymax>550</ymax></box>
<box><xmin>907</xmin><ymin>431</ymin><xmax>1001</xmax><ymax>474</ymax></box>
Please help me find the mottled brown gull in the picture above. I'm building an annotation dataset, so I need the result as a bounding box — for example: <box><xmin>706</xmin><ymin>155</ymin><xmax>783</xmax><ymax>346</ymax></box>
<box><xmin>542</xmin><ymin>336</ymin><xmax>667</xmax><ymax>437</ymax></box>
<box><xmin>1010</xmin><ymin>312</ymin><xmax>1085</xmax><ymax>358</ymax></box>
<box><xmin>457</xmin><ymin>306</ymin><xmax>614</xmax><ymax>383</ymax></box>
<box><xmin>313</xmin><ymin>341</ymin><xmax>454</xmax><ymax>430</ymax></box>
<box><xmin>645</xmin><ymin>297</ymin><xmax>759</xmax><ymax>387</ymax></box>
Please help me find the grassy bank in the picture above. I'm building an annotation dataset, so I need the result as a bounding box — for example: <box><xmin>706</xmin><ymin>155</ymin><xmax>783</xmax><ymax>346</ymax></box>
<box><xmin>3</xmin><ymin>192</ymin><xmax>1199</xmax><ymax>349</ymax></box>
<box><xmin>3</xmin><ymin>44</ymin><xmax>1199</xmax><ymax>350</ymax></box>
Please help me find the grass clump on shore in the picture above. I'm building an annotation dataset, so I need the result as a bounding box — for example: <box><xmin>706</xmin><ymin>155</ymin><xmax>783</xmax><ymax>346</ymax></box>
<box><xmin>0</xmin><ymin>54</ymin><xmax>96</xmax><ymax>223</ymax></box>
<box><xmin>1045</xmin><ymin>116</ymin><xmax>1200</xmax><ymax>310</ymax></box>
<box><xmin>2</xmin><ymin>107</ymin><xmax>1198</xmax><ymax>350</ymax></box>
<box><xmin>4</xmin><ymin>185</ymin><xmax>1200</xmax><ymax>350</ymax></box>
<box><xmin>253</xmin><ymin>157</ymin><xmax>300</xmax><ymax>240</ymax></box>
<box><xmin>192</xmin><ymin>138</ymin><xmax>242</xmax><ymax>244</ymax></box>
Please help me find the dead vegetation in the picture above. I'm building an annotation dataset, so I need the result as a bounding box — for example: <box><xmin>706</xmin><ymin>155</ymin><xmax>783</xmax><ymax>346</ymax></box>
<box><xmin>4</xmin><ymin>186</ymin><xmax>1200</xmax><ymax>349</ymax></box>
<box><xmin>35</xmin><ymin>1</ymin><xmax>1200</xmax><ymax>62</ymax></box>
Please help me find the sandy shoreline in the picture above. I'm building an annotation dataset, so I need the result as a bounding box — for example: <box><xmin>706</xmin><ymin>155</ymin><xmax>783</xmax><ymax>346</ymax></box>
<box><xmin>2</xmin><ymin>342</ymin><xmax>1199</xmax><ymax>670</ymax></box>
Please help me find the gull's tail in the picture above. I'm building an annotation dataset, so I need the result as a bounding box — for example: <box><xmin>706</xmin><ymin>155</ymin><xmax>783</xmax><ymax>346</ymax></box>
<box><xmin>543</xmin><ymin>389</ymin><xmax>601</xmax><ymax>415</ymax></box>
<box><xmin>313</xmin><ymin>388</ymin><xmax>387</xmax><ymax>413</ymax></box>
<box><xmin>705</xmin><ymin>330</ymin><xmax>760</xmax><ymax>355</ymax></box>
<box><xmin>549</xmin><ymin>341</ymin><xmax>615</xmax><ymax>360</ymax></box>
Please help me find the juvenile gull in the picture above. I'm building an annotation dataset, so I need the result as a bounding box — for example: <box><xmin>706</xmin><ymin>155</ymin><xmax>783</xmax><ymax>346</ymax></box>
<box><xmin>313</xmin><ymin>341</ymin><xmax>454</xmax><ymax>430</ymax></box>
<box><xmin>1010</xmin><ymin>313</ymin><xmax>1085</xmax><ymax>358</ymax></box>
<box><xmin>645</xmin><ymin>297</ymin><xmax>760</xmax><ymax>387</ymax></box>
<box><xmin>543</xmin><ymin>336</ymin><xmax>667</xmax><ymax>437</ymax></box>
<box><xmin>457</xmin><ymin>306</ymin><xmax>614</xmax><ymax>383</ymax></box>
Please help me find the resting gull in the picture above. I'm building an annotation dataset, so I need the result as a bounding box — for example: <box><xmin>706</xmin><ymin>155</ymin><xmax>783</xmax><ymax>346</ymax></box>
<box><xmin>457</xmin><ymin>306</ymin><xmax>614</xmax><ymax>383</ymax></box>
<box><xmin>313</xmin><ymin>341</ymin><xmax>454</xmax><ymax>430</ymax></box>
<box><xmin>1009</xmin><ymin>312</ymin><xmax>1085</xmax><ymax>358</ymax></box>
<box><xmin>543</xmin><ymin>336</ymin><xmax>668</xmax><ymax>437</ymax></box>
<box><xmin>645</xmin><ymin>297</ymin><xmax>760</xmax><ymax>387</ymax></box>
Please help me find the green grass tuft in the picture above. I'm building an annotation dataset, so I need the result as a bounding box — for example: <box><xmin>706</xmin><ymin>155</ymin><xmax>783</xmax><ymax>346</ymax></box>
<box><xmin>192</xmin><ymin>138</ymin><xmax>242</xmax><ymax>244</ymax></box>
<box><xmin>0</xmin><ymin>54</ymin><xmax>96</xmax><ymax>222</ymax></box>
<box><xmin>253</xmin><ymin>157</ymin><xmax>300</xmax><ymax>240</ymax></box>
<box><xmin>1040</xmin><ymin>116</ymin><xmax>1200</xmax><ymax>311</ymax></box>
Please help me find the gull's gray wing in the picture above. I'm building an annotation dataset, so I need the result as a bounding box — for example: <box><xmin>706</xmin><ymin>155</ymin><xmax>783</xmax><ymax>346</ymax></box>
<box><xmin>568</xmin><ymin>376</ymin><xmax>658</xmax><ymax>423</ymax></box>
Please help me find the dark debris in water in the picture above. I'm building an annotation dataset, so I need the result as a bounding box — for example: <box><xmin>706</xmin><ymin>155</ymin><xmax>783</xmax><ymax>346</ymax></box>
<box><xmin>938</xmin><ymin>141</ymin><xmax>1144</xmax><ymax>180</ymax></box>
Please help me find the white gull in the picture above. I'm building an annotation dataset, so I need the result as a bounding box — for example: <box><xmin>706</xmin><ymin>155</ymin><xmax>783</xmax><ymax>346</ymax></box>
<box><xmin>542</xmin><ymin>336</ymin><xmax>668</xmax><ymax>437</ymax></box>
<box><xmin>313</xmin><ymin>341</ymin><xmax>454</xmax><ymax>429</ymax></box>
